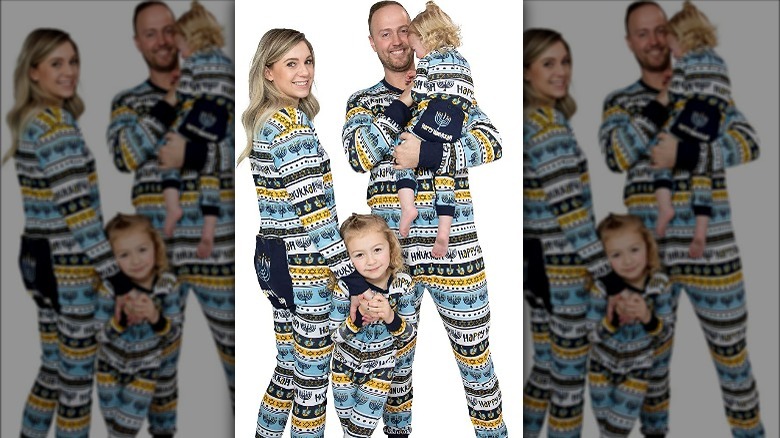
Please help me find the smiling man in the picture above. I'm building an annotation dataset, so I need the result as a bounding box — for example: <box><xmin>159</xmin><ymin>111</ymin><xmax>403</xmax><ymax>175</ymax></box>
<box><xmin>599</xmin><ymin>2</ymin><xmax>764</xmax><ymax>437</ymax></box>
<box><xmin>342</xmin><ymin>2</ymin><xmax>508</xmax><ymax>437</ymax></box>
<box><xmin>106</xmin><ymin>2</ymin><xmax>235</xmax><ymax>437</ymax></box>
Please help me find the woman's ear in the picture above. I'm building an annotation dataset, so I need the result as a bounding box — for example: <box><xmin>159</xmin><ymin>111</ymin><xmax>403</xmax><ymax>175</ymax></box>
<box><xmin>264</xmin><ymin>66</ymin><xmax>273</xmax><ymax>82</ymax></box>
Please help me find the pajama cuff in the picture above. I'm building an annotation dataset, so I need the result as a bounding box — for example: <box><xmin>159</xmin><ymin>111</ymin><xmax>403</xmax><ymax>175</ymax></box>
<box><xmin>149</xmin><ymin>100</ymin><xmax>177</xmax><ymax>128</ymax></box>
<box><xmin>642</xmin><ymin>99</ymin><xmax>670</xmax><ymax>129</ymax></box>
<box><xmin>352</xmin><ymin>309</ymin><xmax>365</xmax><ymax>329</ymax></box>
<box><xmin>183</xmin><ymin>140</ymin><xmax>208</xmax><ymax>171</ymax></box>
<box><xmin>643</xmin><ymin>313</ymin><xmax>661</xmax><ymax>334</ymax></box>
<box><xmin>600</xmin><ymin>271</ymin><xmax>627</xmax><ymax>296</ymax></box>
<box><xmin>675</xmin><ymin>141</ymin><xmax>701</xmax><ymax>172</ymax></box>
<box><xmin>343</xmin><ymin>272</ymin><xmax>372</xmax><ymax>297</ymax></box>
<box><xmin>162</xmin><ymin>179</ymin><xmax>181</xmax><ymax>190</ymax></box>
<box><xmin>383</xmin><ymin>100</ymin><xmax>413</xmax><ymax>128</ymax></box>
<box><xmin>109</xmin><ymin>272</ymin><xmax>134</xmax><ymax>296</ymax></box>
<box><xmin>418</xmin><ymin>141</ymin><xmax>444</xmax><ymax>169</ymax></box>
<box><xmin>151</xmin><ymin>316</ymin><xmax>170</xmax><ymax>334</ymax></box>
<box><xmin>384</xmin><ymin>311</ymin><xmax>403</xmax><ymax>332</ymax></box>
<box><xmin>692</xmin><ymin>205</ymin><xmax>712</xmax><ymax>217</ymax></box>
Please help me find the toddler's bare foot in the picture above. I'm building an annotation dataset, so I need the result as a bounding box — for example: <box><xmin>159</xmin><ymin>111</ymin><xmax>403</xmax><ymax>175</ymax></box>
<box><xmin>163</xmin><ymin>205</ymin><xmax>183</xmax><ymax>237</ymax></box>
<box><xmin>655</xmin><ymin>204</ymin><xmax>674</xmax><ymax>238</ymax></box>
<box><xmin>399</xmin><ymin>208</ymin><xmax>418</xmax><ymax>238</ymax></box>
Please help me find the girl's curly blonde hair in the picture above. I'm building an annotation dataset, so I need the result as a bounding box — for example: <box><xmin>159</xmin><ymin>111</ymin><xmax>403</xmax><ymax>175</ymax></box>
<box><xmin>667</xmin><ymin>1</ymin><xmax>717</xmax><ymax>52</ymax></box>
<box><xmin>409</xmin><ymin>1</ymin><xmax>461</xmax><ymax>53</ymax></box>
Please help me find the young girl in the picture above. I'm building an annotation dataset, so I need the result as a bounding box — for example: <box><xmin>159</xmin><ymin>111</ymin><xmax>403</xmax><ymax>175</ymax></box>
<box><xmin>240</xmin><ymin>29</ymin><xmax>371</xmax><ymax>438</ymax></box>
<box><xmin>395</xmin><ymin>1</ymin><xmax>473</xmax><ymax>258</ymax></box>
<box><xmin>328</xmin><ymin>214</ymin><xmax>418</xmax><ymax>438</ymax></box>
<box><xmin>587</xmin><ymin>213</ymin><xmax>675</xmax><ymax>438</ymax></box>
<box><xmin>653</xmin><ymin>1</ymin><xmax>735</xmax><ymax>259</ymax></box>
<box><xmin>96</xmin><ymin>213</ymin><xmax>182</xmax><ymax>438</ymax></box>
<box><xmin>161</xmin><ymin>0</ymin><xmax>234</xmax><ymax>261</ymax></box>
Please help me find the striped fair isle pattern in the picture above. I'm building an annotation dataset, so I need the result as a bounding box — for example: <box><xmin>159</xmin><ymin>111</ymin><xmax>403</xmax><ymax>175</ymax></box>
<box><xmin>599</xmin><ymin>80</ymin><xmax>764</xmax><ymax>437</ymax></box>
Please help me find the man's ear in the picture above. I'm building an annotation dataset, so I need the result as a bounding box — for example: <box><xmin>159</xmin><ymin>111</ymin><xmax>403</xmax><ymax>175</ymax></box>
<box><xmin>368</xmin><ymin>35</ymin><xmax>377</xmax><ymax>53</ymax></box>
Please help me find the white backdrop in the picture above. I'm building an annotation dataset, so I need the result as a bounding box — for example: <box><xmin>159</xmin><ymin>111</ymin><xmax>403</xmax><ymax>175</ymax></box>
<box><xmin>234</xmin><ymin>0</ymin><xmax>523</xmax><ymax>436</ymax></box>
<box><xmin>523</xmin><ymin>1</ymin><xmax>779</xmax><ymax>437</ymax></box>
<box><xmin>1</xmin><ymin>1</ymin><xmax>234</xmax><ymax>436</ymax></box>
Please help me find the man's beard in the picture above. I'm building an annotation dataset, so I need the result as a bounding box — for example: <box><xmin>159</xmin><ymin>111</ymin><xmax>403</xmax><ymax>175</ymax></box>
<box><xmin>143</xmin><ymin>50</ymin><xmax>178</xmax><ymax>73</ymax></box>
<box><xmin>379</xmin><ymin>52</ymin><xmax>413</xmax><ymax>73</ymax></box>
<box><xmin>636</xmin><ymin>52</ymin><xmax>670</xmax><ymax>73</ymax></box>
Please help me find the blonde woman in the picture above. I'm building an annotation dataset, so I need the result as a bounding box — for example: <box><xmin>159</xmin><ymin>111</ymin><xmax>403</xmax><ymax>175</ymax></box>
<box><xmin>239</xmin><ymin>28</ymin><xmax>370</xmax><ymax>438</ymax></box>
<box><xmin>5</xmin><ymin>28</ymin><xmax>133</xmax><ymax>438</ymax></box>
<box><xmin>523</xmin><ymin>28</ymin><xmax>625</xmax><ymax>438</ymax></box>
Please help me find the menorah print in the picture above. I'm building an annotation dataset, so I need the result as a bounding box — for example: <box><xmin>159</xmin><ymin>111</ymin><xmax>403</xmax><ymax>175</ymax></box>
<box><xmin>434</xmin><ymin>111</ymin><xmax>452</xmax><ymax>130</ymax></box>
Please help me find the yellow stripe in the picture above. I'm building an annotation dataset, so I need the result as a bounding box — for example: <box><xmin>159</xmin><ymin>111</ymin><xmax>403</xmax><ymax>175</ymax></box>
<box><xmin>291</xmin><ymin>415</ymin><xmax>326</xmax><ymax>429</ymax></box>
<box><xmin>642</xmin><ymin>399</ymin><xmax>669</xmax><ymax>413</ymax></box>
<box><xmin>57</xmin><ymin>416</ymin><xmax>91</xmax><ymax>430</ymax></box>
<box><xmin>453</xmin><ymin>347</ymin><xmax>490</xmax><ymax>367</ymax></box>
<box><xmin>557</xmin><ymin>208</ymin><xmax>588</xmax><ymax>228</ymax></box>
<box><xmin>549</xmin><ymin>413</ymin><xmax>583</xmax><ymax>430</ymax></box>
<box><xmin>293</xmin><ymin>343</ymin><xmax>333</xmax><ymax>360</ymax></box>
<box><xmin>711</xmin><ymin>347</ymin><xmax>747</xmax><ymax>367</ymax></box>
<box><xmin>523</xmin><ymin>395</ymin><xmax>548</xmax><ymax>410</ymax></box>
<box><xmin>455</xmin><ymin>190</ymin><xmax>472</xmax><ymax>200</ymax></box>
<box><xmin>299</xmin><ymin>209</ymin><xmax>332</xmax><ymax>227</ymax></box>
<box><xmin>384</xmin><ymin>399</ymin><xmax>412</xmax><ymax>413</ymax></box>
<box><xmin>415</xmin><ymin>270</ymin><xmax>486</xmax><ymax>289</ymax></box>
<box><xmin>471</xmin><ymin>414</ymin><xmax>504</xmax><ymax>429</ymax></box>
<box><xmin>672</xmin><ymin>271</ymin><xmax>743</xmax><ymax>288</ymax></box>
<box><xmin>551</xmin><ymin>343</ymin><xmax>590</xmax><ymax>360</ymax></box>
<box><xmin>26</xmin><ymin>394</ymin><xmax>57</xmax><ymax>410</ymax></box>
<box><xmin>262</xmin><ymin>393</ymin><xmax>293</xmax><ymax>410</ymax></box>
<box><xmin>728</xmin><ymin>416</ymin><xmax>762</xmax><ymax>429</ymax></box>
<box><xmin>149</xmin><ymin>399</ymin><xmax>178</xmax><ymax>413</ymax></box>
<box><xmin>21</xmin><ymin>186</ymin><xmax>53</xmax><ymax>199</ymax></box>
<box><xmin>64</xmin><ymin>209</ymin><xmax>97</xmax><ymax>228</ymax></box>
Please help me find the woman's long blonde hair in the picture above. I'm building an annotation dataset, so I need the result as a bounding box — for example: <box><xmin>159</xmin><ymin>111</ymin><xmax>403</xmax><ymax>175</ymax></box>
<box><xmin>175</xmin><ymin>0</ymin><xmax>224</xmax><ymax>52</ymax></box>
<box><xmin>523</xmin><ymin>28</ymin><xmax>576</xmax><ymax>120</ymax></box>
<box><xmin>238</xmin><ymin>28</ymin><xmax>319</xmax><ymax>164</ymax></box>
<box><xmin>4</xmin><ymin>28</ymin><xmax>84</xmax><ymax>164</ymax></box>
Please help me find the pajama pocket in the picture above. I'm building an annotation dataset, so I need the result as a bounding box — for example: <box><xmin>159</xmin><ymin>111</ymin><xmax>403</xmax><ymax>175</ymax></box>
<box><xmin>254</xmin><ymin>235</ymin><xmax>294</xmax><ymax>310</ymax></box>
<box><xmin>19</xmin><ymin>235</ymin><xmax>59</xmax><ymax>312</ymax></box>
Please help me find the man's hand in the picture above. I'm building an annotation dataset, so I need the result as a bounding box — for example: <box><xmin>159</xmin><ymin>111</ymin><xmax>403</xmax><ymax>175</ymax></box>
<box><xmin>394</xmin><ymin>132</ymin><xmax>421</xmax><ymax>169</ymax></box>
<box><xmin>651</xmin><ymin>132</ymin><xmax>679</xmax><ymax>170</ymax></box>
<box><xmin>159</xmin><ymin>132</ymin><xmax>187</xmax><ymax>169</ymax></box>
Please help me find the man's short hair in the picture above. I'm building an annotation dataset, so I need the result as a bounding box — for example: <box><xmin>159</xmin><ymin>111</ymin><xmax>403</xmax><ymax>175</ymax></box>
<box><xmin>133</xmin><ymin>1</ymin><xmax>174</xmax><ymax>35</ymax></box>
<box><xmin>625</xmin><ymin>1</ymin><xmax>663</xmax><ymax>34</ymax></box>
<box><xmin>368</xmin><ymin>1</ymin><xmax>406</xmax><ymax>33</ymax></box>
